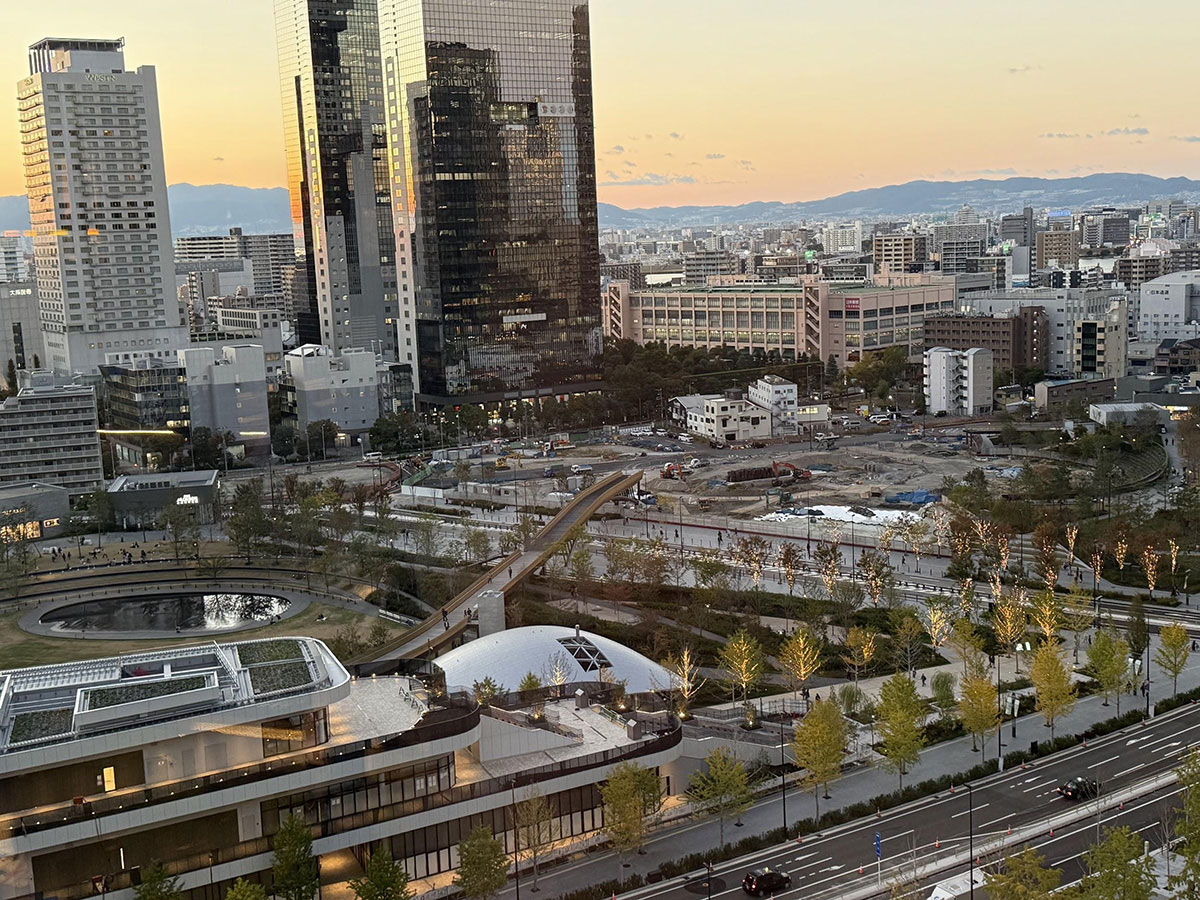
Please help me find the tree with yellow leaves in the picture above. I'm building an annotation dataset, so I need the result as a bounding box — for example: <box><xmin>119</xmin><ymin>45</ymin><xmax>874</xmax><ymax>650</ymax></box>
<box><xmin>1156</xmin><ymin>622</ymin><xmax>1191</xmax><ymax>696</ymax></box>
<box><xmin>992</xmin><ymin>589</ymin><xmax>1027</xmax><ymax>672</ymax></box>
<box><xmin>959</xmin><ymin>662</ymin><xmax>999</xmax><ymax>755</ymax></box>
<box><xmin>1030</xmin><ymin>642</ymin><xmax>1075</xmax><ymax>740</ymax></box>
<box><xmin>779</xmin><ymin>627</ymin><xmax>823</xmax><ymax>701</ymax></box>
<box><xmin>841</xmin><ymin>626</ymin><xmax>878</xmax><ymax>688</ymax></box>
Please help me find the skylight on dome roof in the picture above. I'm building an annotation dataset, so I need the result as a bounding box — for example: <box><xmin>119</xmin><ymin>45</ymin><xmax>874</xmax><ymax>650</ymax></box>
<box><xmin>557</xmin><ymin>636</ymin><xmax>612</xmax><ymax>673</ymax></box>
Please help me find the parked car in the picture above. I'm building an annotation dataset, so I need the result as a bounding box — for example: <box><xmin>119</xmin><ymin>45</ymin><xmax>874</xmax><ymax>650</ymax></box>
<box><xmin>1058</xmin><ymin>776</ymin><xmax>1100</xmax><ymax>800</ymax></box>
<box><xmin>742</xmin><ymin>869</ymin><xmax>791</xmax><ymax>896</ymax></box>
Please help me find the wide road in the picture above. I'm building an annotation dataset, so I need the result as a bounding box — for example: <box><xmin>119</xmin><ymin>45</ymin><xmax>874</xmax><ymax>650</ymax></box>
<box><xmin>622</xmin><ymin>703</ymin><xmax>1200</xmax><ymax>900</ymax></box>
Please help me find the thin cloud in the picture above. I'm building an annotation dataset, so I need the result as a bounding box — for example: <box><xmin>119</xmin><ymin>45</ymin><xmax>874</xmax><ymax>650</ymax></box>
<box><xmin>623</xmin><ymin>160</ymin><xmax>637</xmax><ymax>168</ymax></box>
<box><xmin>1172</xmin><ymin>135</ymin><xmax>1200</xmax><ymax>143</ymax></box>
<box><xmin>669</xmin><ymin>132</ymin><xmax>683</xmax><ymax>140</ymax></box>
<box><xmin>738</xmin><ymin>160</ymin><xmax>755</xmax><ymax>171</ymax></box>
<box><xmin>598</xmin><ymin>172</ymin><xmax>697</xmax><ymax>187</ymax></box>
<box><xmin>971</xmin><ymin>168</ymin><xmax>1018</xmax><ymax>176</ymax></box>
<box><xmin>606</xmin><ymin>145</ymin><xmax>626</xmax><ymax>155</ymax></box>
<box><xmin>1103</xmin><ymin>127</ymin><xmax>1149</xmax><ymax>136</ymax></box>
<box><xmin>706</xmin><ymin>153</ymin><xmax>725</xmax><ymax>160</ymax></box>
<box><xmin>213</xmin><ymin>156</ymin><xmax>225</xmax><ymax>162</ymax></box>
<box><xmin>1040</xmin><ymin>132</ymin><xmax>1080</xmax><ymax>139</ymax></box>
<box><xmin>1007</xmin><ymin>64</ymin><xmax>1040</xmax><ymax>75</ymax></box>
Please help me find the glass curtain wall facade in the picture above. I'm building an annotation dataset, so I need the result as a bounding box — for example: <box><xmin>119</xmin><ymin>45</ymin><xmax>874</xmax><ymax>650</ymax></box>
<box><xmin>379</xmin><ymin>0</ymin><xmax>603</xmax><ymax>407</ymax></box>
<box><xmin>275</xmin><ymin>0</ymin><xmax>405</xmax><ymax>363</ymax></box>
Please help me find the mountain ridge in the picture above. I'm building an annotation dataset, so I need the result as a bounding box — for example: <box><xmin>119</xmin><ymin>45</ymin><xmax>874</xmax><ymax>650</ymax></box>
<box><xmin>0</xmin><ymin>173</ymin><xmax>1197</xmax><ymax>236</ymax></box>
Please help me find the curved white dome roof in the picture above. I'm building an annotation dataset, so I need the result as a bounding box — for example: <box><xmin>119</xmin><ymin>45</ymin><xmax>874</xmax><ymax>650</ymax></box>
<box><xmin>436</xmin><ymin>626</ymin><xmax>677</xmax><ymax>695</ymax></box>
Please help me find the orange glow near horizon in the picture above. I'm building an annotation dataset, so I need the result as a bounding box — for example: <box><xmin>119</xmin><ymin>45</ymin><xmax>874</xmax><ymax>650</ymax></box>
<box><xmin>1</xmin><ymin>0</ymin><xmax>1198</xmax><ymax>210</ymax></box>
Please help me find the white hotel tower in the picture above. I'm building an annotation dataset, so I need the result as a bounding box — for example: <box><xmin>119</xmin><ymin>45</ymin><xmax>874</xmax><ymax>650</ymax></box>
<box><xmin>17</xmin><ymin>38</ymin><xmax>187</xmax><ymax>377</ymax></box>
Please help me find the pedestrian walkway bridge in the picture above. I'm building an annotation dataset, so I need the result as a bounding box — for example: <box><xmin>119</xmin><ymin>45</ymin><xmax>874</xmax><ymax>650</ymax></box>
<box><xmin>355</xmin><ymin>470</ymin><xmax>644</xmax><ymax>663</ymax></box>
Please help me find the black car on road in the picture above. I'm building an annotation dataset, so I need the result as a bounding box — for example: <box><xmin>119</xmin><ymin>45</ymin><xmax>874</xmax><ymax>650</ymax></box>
<box><xmin>1058</xmin><ymin>776</ymin><xmax>1100</xmax><ymax>800</ymax></box>
<box><xmin>742</xmin><ymin>868</ymin><xmax>791</xmax><ymax>895</ymax></box>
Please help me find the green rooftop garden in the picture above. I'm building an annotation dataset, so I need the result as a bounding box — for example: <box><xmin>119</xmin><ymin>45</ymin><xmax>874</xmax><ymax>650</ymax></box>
<box><xmin>10</xmin><ymin>708</ymin><xmax>74</xmax><ymax>744</ymax></box>
<box><xmin>249</xmin><ymin>661</ymin><xmax>313</xmax><ymax>695</ymax></box>
<box><xmin>237</xmin><ymin>640</ymin><xmax>303</xmax><ymax>665</ymax></box>
<box><xmin>87</xmin><ymin>676</ymin><xmax>208</xmax><ymax>709</ymax></box>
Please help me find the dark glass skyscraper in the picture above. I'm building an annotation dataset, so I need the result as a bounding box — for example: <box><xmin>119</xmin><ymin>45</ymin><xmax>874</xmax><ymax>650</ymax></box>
<box><xmin>379</xmin><ymin>0</ymin><xmax>603</xmax><ymax>407</ymax></box>
<box><xmin>275</xmin><ymin>0</ymin><xmax>409</xmax><ymax>363</ymax></box>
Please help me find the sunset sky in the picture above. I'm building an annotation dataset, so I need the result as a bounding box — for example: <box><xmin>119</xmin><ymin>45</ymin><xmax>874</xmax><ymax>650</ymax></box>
<box><xmin>2</xmin><ymin>0</ymin><xmax>1198</xmax><ymax>209</ymax></box>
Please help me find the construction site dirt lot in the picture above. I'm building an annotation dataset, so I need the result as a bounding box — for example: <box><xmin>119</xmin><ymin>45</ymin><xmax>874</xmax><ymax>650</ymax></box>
<box><xmin>644</xmin><ymin>440</ymin><xmax>990</xmax><ymax>518</ymax></box>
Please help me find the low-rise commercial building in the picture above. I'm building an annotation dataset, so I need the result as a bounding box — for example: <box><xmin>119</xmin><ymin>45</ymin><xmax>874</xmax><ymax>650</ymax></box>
<box><xmin>1087</xmin><ymin>402</ymin><xmax>1168</xmax><ymax>427</ymax></box>
<box><xmin>0</xmin><ymin>482</ymin><xmax>70</xmax><ymax>541</ymax></box>
<box><xmin>0</xmin><ymin>372</ymin><xmax>103</xmax><ymax>497</ymax></box>
<box><xmin>747</xmin><ymin>375</ymin><xmax>800</xmax><ymax>434</ymax></box>
<box><xmin>1033</xmin><ymin>377</ymin><xmax>1116</xmax><ymax>411</ymax></box>
<box><xmin>0</xmin><ymin>281</ymin><xmax>42</xmax><ymax>389</ymax></box>
<box><xmin>106</xmin><ymin>470</ymin><xmax>221</xmax><ymax>527</ymax></box>
<box><xmin>0</xmin><ymin>630</ymin><xmax>681</xmax><ymax>900</ymax></box>
<box><xmin>1153</xmin><ymin>338</ymin><xmax>1200</xmax><ymax>376</ymax></box>
<box><xmin>673</xmin><ymin>391</ymin><xmax>771</xmax><ymax>443</ymax></box>
<box><xmin>924</xmin><ymin>347</ymin><xmax>994</xmax><ymax>416</ymax></box>
<box><xmin>820</xmin><ymin>280</ymin><xmax>957</xmax><ymax>366</ymax></box>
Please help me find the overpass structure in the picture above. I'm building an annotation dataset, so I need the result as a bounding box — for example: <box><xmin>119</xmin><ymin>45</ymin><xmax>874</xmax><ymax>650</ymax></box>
<box><xmin>358</xmin><ymin>469</ymin><xmax>644</xmax><ymax>663</ymax></box>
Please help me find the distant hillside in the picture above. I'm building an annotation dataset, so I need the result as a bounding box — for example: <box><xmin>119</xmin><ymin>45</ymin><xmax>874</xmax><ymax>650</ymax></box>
<box><xmin>0</xmin><ymin>183</ymin><xmax>291</xmax><ymax>237</ymax></box>
<box><xmin>597</xmin><ymin>173</ymin><xmax>1200</xmax><ymax>228</ymax></box>
<box><xmin>2</xmin><ymin>172</ymin><xmax>1198</xmax><ymax>235</ymax></box>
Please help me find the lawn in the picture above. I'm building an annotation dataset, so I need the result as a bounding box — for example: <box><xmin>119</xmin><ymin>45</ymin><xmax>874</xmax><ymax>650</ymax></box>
<box><xmin>0</xmin><ymin>603</ymin><xmax>392</xmax><ymax>670</ymax></box>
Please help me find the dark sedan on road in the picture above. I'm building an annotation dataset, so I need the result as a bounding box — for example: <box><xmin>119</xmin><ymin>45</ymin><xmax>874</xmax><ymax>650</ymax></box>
<box><xmin>742</xmin><ymin>868</ymin><xmax>791</xmax><ymax>895</ymax></box>
<box><xmin>1058</xmin><ymin>776</ymin><xmax>1100</xmax><ymax>800</ymax></box>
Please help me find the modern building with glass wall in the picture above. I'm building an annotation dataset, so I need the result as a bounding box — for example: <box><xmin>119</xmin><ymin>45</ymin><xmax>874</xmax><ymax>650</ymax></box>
<box><xmin>378</xmin><ymin>0</ymin><xmax>604</xmax><ymax>407</ymax></box>
<box><xmin>0</xmin><ymin>633</ymin><xmax>682</xmax><ymax>900</ymax></box>
<box><xmin>273</xmin><ymin>1</ymin><xmax>408</xmax><ymax>364</ymax></box>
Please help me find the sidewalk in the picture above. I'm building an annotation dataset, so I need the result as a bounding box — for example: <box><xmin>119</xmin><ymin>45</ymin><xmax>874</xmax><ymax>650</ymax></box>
<box><xmin>487</xmin><ymin>627</ymin><xmax>1200</xmax><ymax>900</ymax></box>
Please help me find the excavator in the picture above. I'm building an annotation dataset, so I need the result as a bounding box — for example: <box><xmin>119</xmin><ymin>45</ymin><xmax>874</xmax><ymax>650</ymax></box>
<box><xmin>773</xmin><ymin>461</ymin><xmax>812</xmax><ymax>481</ymax></box>
<box><xmin>661</xmin><ymin>462</ymin><xmax>684</xmax><ymax>479</ymax></box>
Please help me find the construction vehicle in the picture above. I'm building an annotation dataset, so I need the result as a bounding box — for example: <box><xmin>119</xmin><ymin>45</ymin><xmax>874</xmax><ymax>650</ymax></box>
<box><xmin>661</xmin><ymin>463</ymin><xmax>684</xmax><ymax>479</ymax></box>
<box><xmin>772</xmin><ymin>461</ymin><xmax>811</xmax><ymax>481</ymax></box>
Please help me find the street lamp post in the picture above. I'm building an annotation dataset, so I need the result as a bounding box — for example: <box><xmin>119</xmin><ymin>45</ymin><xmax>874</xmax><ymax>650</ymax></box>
<box><xmin>780</xmin><ymin>717</ymin><xmax>788</xmax><ymax>832</ymax></box>
<box><xmin>511</xmin><ymin>782</ymin><xmax>521</xmax><ymax>900</ymax></box>
<box><xmin>965</xmin><ymin>783</ymin><xmax>975</xmax><ymax>900</ymax></box>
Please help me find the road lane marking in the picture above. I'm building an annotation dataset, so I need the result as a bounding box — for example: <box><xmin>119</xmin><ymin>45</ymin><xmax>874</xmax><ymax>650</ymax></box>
<box><xmin>1086</xmin><ymin>755</ymin><xmax>1120</xmax><ymax>770</ymax></box>
<box><xmin>981</xmin><ymin>812</ymin><xmax>1014</xmax><ymax>827</ymax></box>
<box><xmin>790</xmin><ymin>853</ymin><xmax>816</xmax><ymax>864</ymax></box>
<box><xmin>795</xmin><ymin>856</ymin><xmax>832</xmax><ymax>870</ymax></box>
<box><xmin>952</xmin><ymin>803</ymin><xmax>988</xmax><ymax>818</ymax></box>
<box><xmin>1023</xmin><ymin>779</ymin><xmax>1057</xmax><ymax>792</ymax></box>
<box><xmin>1114</xmin><ymin>763</ymin><xmax>1145</xmax><ymax>778</ymax></box>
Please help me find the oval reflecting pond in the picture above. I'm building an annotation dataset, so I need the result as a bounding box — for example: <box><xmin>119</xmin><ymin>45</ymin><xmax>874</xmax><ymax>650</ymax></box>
<box><xmin>41</xmin><ymin>594</ymin><xmax>292</xmax><ymax>634</ymax></box>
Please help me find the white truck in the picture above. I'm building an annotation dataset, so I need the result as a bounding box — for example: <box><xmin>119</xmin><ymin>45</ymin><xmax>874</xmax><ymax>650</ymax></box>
<box><xmin>926</xmin><ymin>870</ymin><xmax>987</xmax><ymax>900</ymax></box>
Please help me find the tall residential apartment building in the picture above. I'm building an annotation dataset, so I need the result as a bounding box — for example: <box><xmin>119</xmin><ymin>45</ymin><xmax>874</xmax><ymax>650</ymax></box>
<box><xmin>0</xmin><ymin>234</ymin><xmax>30</xmax><ymax>282</ymax></box>
<box><xmin>0</xmin><ymin>371</ymin><xmax>103</xmax><ymax>496</ymax></box>
<box><xmin>873</xmin><ymin>233</ymin><xmax>928</xmax><ymax>276</ymax></box>
<box><xmin>683</xmin><ymin>249</ymin><xmax>739</xmax><ymax>284</ymax></box>
<box><xmin>378</xmin><ymin>0</ymin><xmax>604</xmax><ymax>406</ymax></box>
<box><xmin>274</xmin><ymin>1</ymin><xmax>405</xmax><ymax>362</ymax></box>
<box><xmin>821</xmin><ymin>221</ymin><xmax>863</xmax><ymax>254</ymax></box>
<box><xmin>962</xmin><ymin>288</ymin><xmax>1130</xmax><ymax>378</ymax></box>
<box><xmin>922</xmin><ymin>306</ymin><xmax>1049</xmax><ymax>374</ymax></box>
<box><xmin>924</xmin><ymin>346</ymin><xmax>994</xmax><ymax>416</ymax></box>
<box><xmin>17</xmin><ymin>38</ymin><xmax>188</xmax><ymax>377</ymax></box>
<box><xmin>1035</xmin><ymin>228</ymin><xmax>1080</xmax><ymax>270</ymax></box>
<box><xmin>931</xmin><ymin>223</ymin><xmax>989</xmax><ymax>276</ymax></box>
<box><xmin>173</xmin><ymin>229</ymin><xmax>295</xmax><ymax>298</ymax></box>
<box><xmin>999</xmin><ymin>207</ymin><xmax>1035</xmax><ymax>247</ymax></box>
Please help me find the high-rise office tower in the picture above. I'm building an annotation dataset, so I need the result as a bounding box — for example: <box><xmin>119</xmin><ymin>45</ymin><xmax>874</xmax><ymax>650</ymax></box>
<box><xmin>17</xmin><ymin>38</ymin><xmax>188</xmax><ymax>376</ymax></box>
<box><xmin>274</xmin><ymin>1</ymin><xmax>404</xmax><ymax>362</ymax></box>
<box><xmin>379</xmin><ymin>0</ymin><xmax>604</xmax><ymax>407</ymax></box>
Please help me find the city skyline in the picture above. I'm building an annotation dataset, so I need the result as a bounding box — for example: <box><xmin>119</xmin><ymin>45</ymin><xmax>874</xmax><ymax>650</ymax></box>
<box><xmin>3</xmin><ymin>0</ymin><xmax>1199</xmax><ymax>210</ymax></box>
